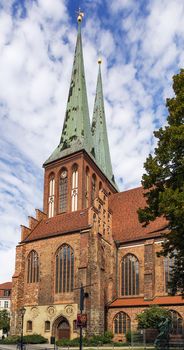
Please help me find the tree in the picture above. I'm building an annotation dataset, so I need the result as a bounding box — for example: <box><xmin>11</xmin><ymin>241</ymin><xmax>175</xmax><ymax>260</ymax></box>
<box><xmin>0</xmin><ymin>309</ymin><xmax>10</xmax><ymax>333</ymax></box>
<box><xmin>136</xmin><ymin>306</ymin><xmax>170</xmax><ymax>330</ymax></box>
<box><xmin>138</xmin><ymin>69</ymin><xmax>184</xmax><ymax>295</ymax></box>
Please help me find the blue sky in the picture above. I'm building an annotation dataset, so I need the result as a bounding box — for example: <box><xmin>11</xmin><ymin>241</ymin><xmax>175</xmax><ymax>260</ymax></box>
<box><xmin>0</xmin><ymin>0</ymin><xmax>184</xmax><ymax>282</ymax></box>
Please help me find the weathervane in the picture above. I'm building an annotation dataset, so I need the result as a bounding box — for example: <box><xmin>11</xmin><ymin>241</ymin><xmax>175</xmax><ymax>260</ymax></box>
<box><xmin>76</xmin><ymin>8</ymin><xmax>84</xmax><ymax>22</ymax></box>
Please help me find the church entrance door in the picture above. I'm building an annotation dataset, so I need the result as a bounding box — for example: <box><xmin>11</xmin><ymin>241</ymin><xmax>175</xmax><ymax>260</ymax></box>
<box><xmin>57</xmin><ymin>317</ymin><xmax>70</xmax><ymax>340</ymax></box>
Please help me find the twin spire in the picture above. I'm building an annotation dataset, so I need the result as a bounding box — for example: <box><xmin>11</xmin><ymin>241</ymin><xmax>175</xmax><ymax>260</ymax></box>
<box><xmin>45</xmin><ymin>16</ymin><xmax>115</xmax><ymax>186</ymax></box>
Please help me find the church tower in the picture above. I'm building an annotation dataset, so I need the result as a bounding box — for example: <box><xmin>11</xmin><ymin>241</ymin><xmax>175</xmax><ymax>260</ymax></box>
<box><xmin>11</xmin><ymin>13</ymin><xmax>117</xmax><ymax>340</ymax></box>
<box><xmin>43</xmin><ymin>14</ymin><xmax>117</xmax><ymax>219</ymax></box>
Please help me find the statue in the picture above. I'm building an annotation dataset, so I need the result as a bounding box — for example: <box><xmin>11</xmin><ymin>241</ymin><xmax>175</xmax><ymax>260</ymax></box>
<box><xmin>154</xmin><ymin>317</ymin><xmax>172</xmax><ymax>350</ymax></box>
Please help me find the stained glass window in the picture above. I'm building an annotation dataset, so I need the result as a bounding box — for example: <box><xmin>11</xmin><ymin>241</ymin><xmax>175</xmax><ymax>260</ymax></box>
<box><xmin>71</xmin><ymin>164</ymin><xmax>78</xmax><ymax>212</ymax></box>
<box><xmin>114</xmin><ymin>312</ymin><xmax>131</xmax><ymax>334</ymax></box>
<box><xmin>121</xmin><ymin>254</ymin><xmax>139</xmax><ymax>296</ymax></box>
<box><xmin>55</xmin><ymin>244</ymin><xmax>74</xmax><ymax>293</ymax></box>
<box><xmin>27</xmin><ymin>250</ymin><xmax>39</xmax><ymax>283</ymax></box>
<box><xmin>59</xmin><ymin>169</ymin><xmax>68</xmax><ymax>213</ymax></box>
<box><xmin>48</xmin><ymin>174</ymin><xmax>55</xmax><ymax>218</ymax></box>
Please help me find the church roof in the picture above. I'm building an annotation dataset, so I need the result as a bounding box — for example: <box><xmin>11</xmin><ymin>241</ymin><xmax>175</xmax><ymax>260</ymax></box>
<box><xmin>109</xmin><ymin>187</ymin><xmax>168</xmax><ymax>243</ymax></box>
<box><xmin>109</xmin><ymin>295</ymin><xmax>184</xmax><ymax>308</ymax></box>
<box><xmin>44</xmin><ymin>19</ymin><xmax>93</xmax><ymax>165</ymax></box>
<box><xmin>91</xmin><ymin>62</ymin><xmax>114</xmax><ymax>183</ymax></box>
<box><xmin>22</xmin><ymin>209</ymin><xmax>90</xmax><ymax>243</ymax></box>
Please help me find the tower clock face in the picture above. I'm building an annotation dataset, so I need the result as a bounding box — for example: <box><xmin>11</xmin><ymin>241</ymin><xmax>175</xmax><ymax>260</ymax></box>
<box><xmin>61</xmin><ymin>170</ymin><xmax>67</xmax><ymax>178</ymax></box>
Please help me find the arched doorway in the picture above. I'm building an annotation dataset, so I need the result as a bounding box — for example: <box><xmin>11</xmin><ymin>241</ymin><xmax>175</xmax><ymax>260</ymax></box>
<box><xmin>57</xmin><ymin>318</ymin><xmax>70</xmax><ymax>339</ymax></box>
<box><xmin>53</xmin><ymin>316</ymin><xmax>70</xmax><ymax>340</ymax></box>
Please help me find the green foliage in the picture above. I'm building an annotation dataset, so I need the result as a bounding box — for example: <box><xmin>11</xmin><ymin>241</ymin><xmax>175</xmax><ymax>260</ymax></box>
<box><xmin>0</xmin><ymin>335</ymin><xmax>19</xmax><ymax>344</ymax></box>
<box><xmin>0</xmin><ymin>310</ymin><xmax>10</xmax><ymax>332</ymax></box>
<box><xmin>136</xmin><ymin>306</ymin><xmax>170</xmax><ymax>330</ymax></box>
<box><xmin>23</xmin><ymin>334</ymin><xmax>47</xmax><ymax>344</ymax></box>
<box><xmin>138</xmin><ymin>69</ymin><xmax>184</xmax><ymax>294</ymax></box>
<box><xmin>56</xmin><ymin>332</ymin><xmax>114</xmax><ymax>347</ymax></box>
<box><xmin>0</xmin><ymin>334</ymin><xmax>47</xmax><ymax>344</ymax></box>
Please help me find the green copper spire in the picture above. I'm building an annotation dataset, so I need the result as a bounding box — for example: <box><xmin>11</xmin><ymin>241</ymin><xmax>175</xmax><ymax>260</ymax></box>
<box><xmin>44</xmin><ymin>15</ymin><xmax>93</xmax><ymax>165</ymax></box>
<box><xmin>91</xmin><ymin>61</ymin><xmax>114</xmax><ymax>182</ymax></box>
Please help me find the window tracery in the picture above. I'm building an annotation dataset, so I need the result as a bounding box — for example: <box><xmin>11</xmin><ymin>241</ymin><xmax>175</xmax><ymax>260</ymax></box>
<box><xmin>114</xmin><ymin>312</ymin><xmax>131</xmax><ymax>335</ymax></box>
<box><xmin>55</xmin><ymin>244</ymin><xmax>74</xmax><ymax>293</ymax></box>
<box><xmin>71</xmin><ymin>164</ymin><xmax>78</xmax><ymax>211</ymax></box>
<box><xmin>48</xmin><ymin>174</ymin><xmax>55</xmax><ymax>218</ymax></box>
<box><xmin>85</xmin><ymin>167</ymin><xmax>89</xmax><ymax>208</ymax></box>
<box><xmin>27</xmin><ymin>250</ymin><xmax>39</xmax><ymax>283</ymax></box>
<box><xmin>91</xmin><ymin>174</ymin><xmax>96</xmax><ymax>205</ymax></box>
<box><xmin>164</xmin><ymin>255</ymin><xmax>175</xmax><ymax>293</ymax></box>
<box><xmin>59</xmin><ymin>168</ymin><xmax>68</xmax><ymax>213</ymax></box>
<box><xmin>121</xmin><ymin>254</ymin><xmax>139</xmax><ymax>296</ymax></box>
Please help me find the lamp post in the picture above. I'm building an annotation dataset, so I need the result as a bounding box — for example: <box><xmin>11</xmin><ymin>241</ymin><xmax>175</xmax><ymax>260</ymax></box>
<box><xmin>19</xmin><ymin>307</ymin><xmax>26</xmax><ymax>350</ymax></box>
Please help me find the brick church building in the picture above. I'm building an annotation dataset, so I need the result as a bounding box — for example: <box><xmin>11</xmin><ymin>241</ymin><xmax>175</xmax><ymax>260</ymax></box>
<box><xmin>11</xmin><ymin>15</ymin><xmax>184</xmax><ymax>342</ymax></box>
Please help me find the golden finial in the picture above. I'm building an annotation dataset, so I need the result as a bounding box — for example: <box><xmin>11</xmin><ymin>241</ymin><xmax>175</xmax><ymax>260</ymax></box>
<box><xmin>98</xmin><ymin>57</ymin><xmax>102</xmax><ymax>64</ymax></box>
<box><xmin>76</xmin><ymin>8</ymin><xmax>84</xmax><ymax>22</ymax></box>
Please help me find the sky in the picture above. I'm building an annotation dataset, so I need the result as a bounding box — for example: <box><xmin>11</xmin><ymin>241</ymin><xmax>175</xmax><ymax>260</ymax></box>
<box><xmin>0</xmin><ymin>0</ymin><xmax>184</xmax><ymax>283</ymax></box>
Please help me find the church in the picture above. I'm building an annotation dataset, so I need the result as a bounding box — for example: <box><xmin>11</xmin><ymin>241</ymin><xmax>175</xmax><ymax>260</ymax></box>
<box><xmin>11</xmin><ymin>14</ymin><xmax>184</xmax><ymax>342</ymax></box>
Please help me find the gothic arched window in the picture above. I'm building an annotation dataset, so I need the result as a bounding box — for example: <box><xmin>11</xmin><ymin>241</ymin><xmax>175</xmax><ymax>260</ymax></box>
<box><xmin>59</xmin><ymin>168</ymin><xmax>68</xmax><ymax>213</ymax></box>
<box><xmin>91</xmin><ymin>174</ymin><xmax>96</xmax><ymax>205</ymax></box>
<box><xmin>71</xmin><ymin>164</ymin><xmax>78</xmax><ymax>211</ymax></box>
<box><xmin>164</xmin><ymin>254</ymin><xmax>175</xmax><ymax>293</ymax></box>
<box><xmin>27</xmin><ymin>250</ymin><xmax>39</xmax><ymax>283</ymax></box>
<box><xmin>48</xmin><ymin>174</ymin><xmax>55</xmax><ymax>218</ymax></box>
<box><xmin>85</xmin><ymin>167</ymin><xmax>89</xmax><ymax>208</ymax></box>
<box><xmin>170</xmin><ymin>310</ymin><xmax>183</xmax><ymax>335</ymax></box>
<box><xmin>114</xmin><ymin>312</ymin><xmax>131</xmax><ymax>335</ymax></box>
<box><xmin>55</xmin><ymin>244</ymin><xmax>74</xmax><ymax>293</ymax></box>
<box><xmin>121</xmin><ymin>254</ymin><xmax>139</xmax><ymax>296</ymax></box>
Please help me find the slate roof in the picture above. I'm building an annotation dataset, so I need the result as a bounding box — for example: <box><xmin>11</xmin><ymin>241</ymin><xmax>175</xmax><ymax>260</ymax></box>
<box><xmin>109</xmin><ymin>295</ymin><xmax>184</xmax><ymax>307</ymax></box>
<box><xmin>23</xmin><ymin>209</ymin><xmax>90</xmax><ymax>243</ymax></box>
<box><xmin>109</xmin><ymin>186</ymin><xmax>168</xmax><ymax>243</ymax></box>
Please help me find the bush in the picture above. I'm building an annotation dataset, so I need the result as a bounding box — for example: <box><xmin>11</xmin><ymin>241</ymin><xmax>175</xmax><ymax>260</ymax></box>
<box><xmin>56</xmin><ymin>332</ymin><xmax>114</xmax><ymax>347</ymax></box>
<box><xmin>126</xmin><ymin>330</ymin><xmax>131</xmax><ymax>343</ymax></box>
<box><xmin>0</xmin><ymin>334</ymin><xmax>47</xmax><ymax>345</ymax></box>
<box><xmin>0</xmin><ymin>335</ymin><xmax>20</xmax><ymax>344</ymax></box>
<box><xmin>23</xmin><ymin>334</ymin><xmax>47</xmax><ymax>344</ymax></box>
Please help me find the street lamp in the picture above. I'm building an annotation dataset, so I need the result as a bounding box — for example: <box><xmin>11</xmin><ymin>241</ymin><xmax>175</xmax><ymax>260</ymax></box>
<box><xmin>19</xmin><ymin>307</ymin><xmax>26</xmax><ymax>350</ymax></box>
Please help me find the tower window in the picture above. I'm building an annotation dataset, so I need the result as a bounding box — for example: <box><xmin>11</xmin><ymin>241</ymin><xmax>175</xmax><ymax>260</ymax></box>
<box><xmin>48</xmin><ymin>174</ymin><xmax>55</xmax><ymax>218</ymax></box>
<box><xmin>71</xmin><ymin>164</ymin><xmax>78</xmax><ymax>212</ymax></box>
<box><xmin>85</xmin><ymin>167</ymin><xmax>89</xmax><ymax>208</ymax></box>
<box><xmin>27</xmin><ymin>250</ymin><xmax>39</xmax><ymax>283</ymax></box>
<box><xmin>114</xmin><ymin>312</ymin><xmax>131</xmax><ymax>335</ymax></box>
<box><xmin>59</xmin><ymin>169</ymin><xmax>68</xmax><ymax>213</ymax></box>
<box><xmin>91</xmin><ymin>174</ymin><xmax>96</xmax><ymax>205</ymax></box>
<box><xmin>121</xmin><ymin>254</ymin><xmax>139</xmax><ymax>296</ymax></box>
<box><xmin>55</xmin><ymin>244</ymin><xmax>74</xmax><ymax>293</ymax></box>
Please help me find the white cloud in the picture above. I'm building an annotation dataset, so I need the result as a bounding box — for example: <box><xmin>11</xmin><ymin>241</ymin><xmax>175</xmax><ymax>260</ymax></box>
<box><xmin>0</xmin><ymin>0</ymin><xmax>184</xmax><ymax>282</ymax></box>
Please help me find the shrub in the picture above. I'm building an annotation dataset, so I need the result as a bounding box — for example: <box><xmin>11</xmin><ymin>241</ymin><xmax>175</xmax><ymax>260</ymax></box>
<box><xmin>0</xmin><ymin>335</ymin><xmax>20</xmax><ymax>344</ymax></box>
<box><xmin>23</xmin><ymin>334</ymin><xmax>47</xmax><ymax>344</ymax></box>
<box><xmin>0</xmin><ymin>334</ymin><xmax>47</xmax><ymax>345</ymax></box>
<box><xmin>56</xmin><ymin>332</ymin><xmax>114</xmax><ymax>347</ymax></box>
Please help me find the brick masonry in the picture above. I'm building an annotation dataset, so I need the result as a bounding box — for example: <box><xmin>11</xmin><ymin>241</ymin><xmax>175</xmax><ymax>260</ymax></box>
<box><xmin>11</xmin><ymin>150</ymin><xmax>184</xmax><ymax>341</ymax></box>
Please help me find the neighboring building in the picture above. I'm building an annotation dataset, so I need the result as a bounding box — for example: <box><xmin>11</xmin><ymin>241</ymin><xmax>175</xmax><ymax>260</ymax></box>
<box><xmin>11</xmin><ymin>16</ymin><xmax>184</xmax><ymax>342</ymax></box>
<box><xmin>0</xmin><ymin>282</ymin><xmax>12</xmax><ymax>339</ymax></box>
<box><xmin>0</xmin><ymin>282</ymin><xmax>12</xmax><ymax>312</ymax></box>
